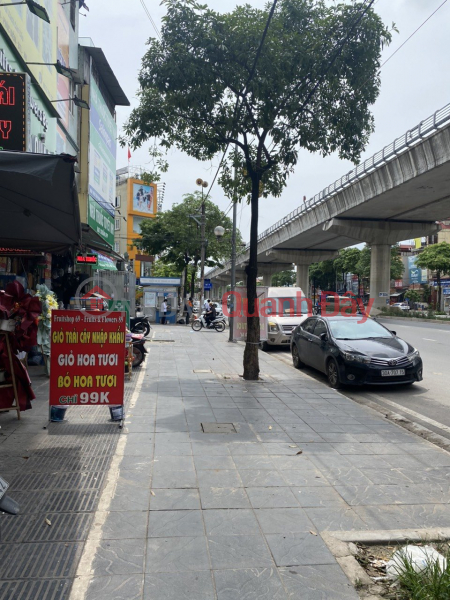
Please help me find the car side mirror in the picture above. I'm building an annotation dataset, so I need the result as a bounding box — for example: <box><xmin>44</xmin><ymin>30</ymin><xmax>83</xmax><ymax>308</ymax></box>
<box><xmin>390</xmin><ymin>330</ymin><xmax>396</xmax><ymax>336</ymax></box>
<box><xmin>320</xmin><ymin>332</ymin><xmax>328</xmax><ymax>341</ymax></box>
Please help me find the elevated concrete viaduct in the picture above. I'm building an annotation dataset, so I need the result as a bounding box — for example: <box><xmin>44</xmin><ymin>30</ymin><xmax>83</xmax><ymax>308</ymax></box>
<box><xmin>207</xmin><ymin>104</ymin><xmax>450</xmax><ymax>308</ymax></box>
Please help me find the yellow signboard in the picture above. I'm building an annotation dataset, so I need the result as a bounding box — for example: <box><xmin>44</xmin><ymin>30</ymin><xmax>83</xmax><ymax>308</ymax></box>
<box><xmin>1</xmin><ymin>0</ymin><xmax>58</xmax><ymax>102</ymax></box>
<box><xmin>414</xmin><ymin>238</ymin><xmax>422</xmax><ymax>249</ymax></box>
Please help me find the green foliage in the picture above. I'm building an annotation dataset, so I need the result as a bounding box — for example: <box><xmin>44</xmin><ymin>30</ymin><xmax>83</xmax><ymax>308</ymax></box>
<box><xmin>309</xmin><ymin>260</ymin><xmax>336</xmax><ymax>291</ymax></box>
<box><xmin>416</xmin><ymin>242</ymin><xmax>450</xmax><ymax>276</ymax></box>
<box><xmin>151</xmin><ymin>260</ymin><xmax>182</xmax><ymax>277</ymax></box>
<box><xmin>271</xmin><ymin>270</ymin><xmax>296</xmax><ymax>287</ymax></box>
<box><xmin>395</xmin><ymin>544</ymin><xmax>450</xmax><ymax>600</ymax></box>
<box><xmin>404</xmin><ymin>289</ymin><xmax>420</xmax><ymax>305</ymax></box>
<box><xmin>136</xmin><ymin>192</ymin><xmax>240</xmax><ymax>272</ymax></box>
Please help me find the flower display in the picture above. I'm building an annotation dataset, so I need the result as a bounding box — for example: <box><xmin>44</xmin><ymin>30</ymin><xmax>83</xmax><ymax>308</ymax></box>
<box><xmin>0</xmin><ymin>281</ymin><xmax>42</xmax><ymax>351</ymax></box>
<box><xmin>35</xmin><ymin>284</ymin><xmax>58</xmax><ymax>358</ymax></box>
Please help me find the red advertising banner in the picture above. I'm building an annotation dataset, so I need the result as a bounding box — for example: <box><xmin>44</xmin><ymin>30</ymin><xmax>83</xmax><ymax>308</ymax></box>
<box><xmin>49</xmin><ymin>310</ymin><xmax>125</xmax><ymax>406</ymax></box>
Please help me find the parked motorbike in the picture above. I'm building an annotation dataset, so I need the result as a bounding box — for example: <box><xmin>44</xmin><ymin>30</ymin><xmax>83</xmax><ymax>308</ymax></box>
<box><xmin>0</xmin><ymin>475</ymin><xmax>19</xmax><ymax>515</ymax></box>
<box><xmin>131</xmin><ymin>333</ymin><xmax>148</xmax><ymax>368</ymax></box>
<box><xmin>130</xmin><ymin>315</ymin><xmax>151</xmax><ymax>337</ymax></box>
<box><xmin>192</xmin><ymin>313</ymin><xmax>226</xmax><ymax>332</ymax></box>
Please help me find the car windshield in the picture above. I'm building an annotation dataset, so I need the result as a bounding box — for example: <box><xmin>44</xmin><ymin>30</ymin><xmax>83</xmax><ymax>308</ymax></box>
<box><xmin>328</xmin><ymin>319</ymin><xmax>392</xmax><ymax>340</ymax></box>
<box><xmin>264</xmin><ymin>298</ymin><xmax>310</xmax><ymax>317</ymax></box>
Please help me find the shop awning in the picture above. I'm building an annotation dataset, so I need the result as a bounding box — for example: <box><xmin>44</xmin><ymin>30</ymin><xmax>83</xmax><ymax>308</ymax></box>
<box><xmin>89</xmin><ymin>249</ymin><xmax>117</xmax><ymax>271</ymax></box>
<box><xmin>0</xmin><ymin>151</ymin><xmax>81</xmax><ymax>252</ymax></box>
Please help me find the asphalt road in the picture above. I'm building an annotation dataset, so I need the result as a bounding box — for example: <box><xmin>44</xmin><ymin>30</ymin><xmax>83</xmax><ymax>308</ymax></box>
<box><xmin>271</xmin><ymin>318</ymin><xmax>450</xmax><ymax>441</ymax></box>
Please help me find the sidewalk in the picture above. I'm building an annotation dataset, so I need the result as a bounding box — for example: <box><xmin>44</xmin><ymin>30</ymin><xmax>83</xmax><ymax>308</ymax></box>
<box><xmin>68</xmin><ymin>324</ymin><xmax>450</xmax><ymax>600</ymax></box>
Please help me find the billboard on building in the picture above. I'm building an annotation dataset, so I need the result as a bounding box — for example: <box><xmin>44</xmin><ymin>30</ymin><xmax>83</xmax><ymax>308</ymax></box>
<box><xmin>132</xmin><ymin>182</ymin><xmax>155</xmax><ymax>215</ymax></box>
<box><xmin>1</xmin><ymin>0</ymin><xmax>57</xmax><ymax>102</ymax></box>
<box><xmin>88</xmin><ymin>77</ymin><xmax>117</xmax><ymax>245</ymax></box>
<box><xmin>408</xmin><ymin>256</ymin><xmax>427</xmax><ymax>284</ymax></box>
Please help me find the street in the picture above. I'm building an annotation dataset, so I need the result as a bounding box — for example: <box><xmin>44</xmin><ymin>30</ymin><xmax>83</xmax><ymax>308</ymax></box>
<box><xmin>272</xmin><ymin>318</ymin><xmax>450</xmax><ymax>442</ymax></box>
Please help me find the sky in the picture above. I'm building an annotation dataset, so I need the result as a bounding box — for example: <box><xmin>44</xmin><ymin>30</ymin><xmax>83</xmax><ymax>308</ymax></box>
<box><xmin>80</xmin><ymin>0</ymin><xmax>450</xmax><ymax>244</ymax></box>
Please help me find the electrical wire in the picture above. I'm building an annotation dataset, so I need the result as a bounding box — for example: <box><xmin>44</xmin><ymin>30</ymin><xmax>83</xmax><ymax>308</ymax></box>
<box><xmin>380</xmin><ymin>0</ymin><xmax>448</xmax><ymax>70</ymax></box>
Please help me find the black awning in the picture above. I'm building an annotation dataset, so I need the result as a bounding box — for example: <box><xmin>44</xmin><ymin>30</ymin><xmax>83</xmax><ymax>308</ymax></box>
<box><xmin>0</xmin><ymin>151</ymin><xmax>81</xmax><ymax>252</ymax></box>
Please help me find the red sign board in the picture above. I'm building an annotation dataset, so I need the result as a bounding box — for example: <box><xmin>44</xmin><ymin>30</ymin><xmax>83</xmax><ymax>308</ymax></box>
<box><xmin>49</xmin><ymin>310</ymin><xmax>125</xmax><ymax>406</ymax></box>
<box><xmin>394</xmin><ymin>279</ymin><xmax>403</xmax><ymax>288</ymax></box>
<box><xmin>0</xmin><ymin>72</ymin><xmax>29</xmax><ymax>152</ymax></box>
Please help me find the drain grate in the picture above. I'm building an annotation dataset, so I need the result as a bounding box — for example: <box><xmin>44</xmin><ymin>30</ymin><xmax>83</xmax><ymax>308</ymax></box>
<box><xmin>201</xmin><ymin>422</ymin><xmax>237</xmax><ymax>434</ymax></box>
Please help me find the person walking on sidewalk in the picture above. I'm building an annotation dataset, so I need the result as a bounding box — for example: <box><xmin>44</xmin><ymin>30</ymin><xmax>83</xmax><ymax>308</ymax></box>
<box><xmin>160</xmin><ymin>299</ymin><xmax>168</xmax><ymax>324</ymax></box>
<box><xmin>185</xmin><ymin>297</ymin><xmax>193</xmax><ymax>325</ymax></box>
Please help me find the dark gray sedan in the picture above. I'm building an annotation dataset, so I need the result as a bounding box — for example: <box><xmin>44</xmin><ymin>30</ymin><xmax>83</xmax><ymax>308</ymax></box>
<box><xmin>290</xmin><ymin>316</ymin><xmax>423</xmax><ymax>388</ymax></box>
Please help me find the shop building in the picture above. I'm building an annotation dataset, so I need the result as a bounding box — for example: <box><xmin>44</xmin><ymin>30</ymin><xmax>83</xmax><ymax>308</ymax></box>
<box><xmin>115</xmin><ymin>166</ymin><xmax>157</xmax><ymax>278</ymax></box>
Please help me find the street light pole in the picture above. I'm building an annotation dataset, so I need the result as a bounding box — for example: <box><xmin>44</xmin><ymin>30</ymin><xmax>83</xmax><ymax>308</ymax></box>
<box><xmin>196</xmin><ymin>179</ymin><xmax>208</xmax><ymax>310</ymax></box>
<box><xmin>229</xmin><ymin>167</ymin><xmax>237</xmax><ymax>343</ymax></box>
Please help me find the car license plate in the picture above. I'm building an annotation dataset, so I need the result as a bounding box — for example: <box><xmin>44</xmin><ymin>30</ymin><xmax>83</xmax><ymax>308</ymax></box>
<box><xmin>381</xmin><ymin>369</ymin><xmax>405</xmax><ymax>377</ymax></box>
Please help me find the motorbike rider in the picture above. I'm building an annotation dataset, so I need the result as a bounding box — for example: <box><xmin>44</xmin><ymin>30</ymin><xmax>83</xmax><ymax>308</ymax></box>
<box><xmin>205</xmin><ymin>302</ymin><xmax>216</xmax><ymax>328</ymax></box>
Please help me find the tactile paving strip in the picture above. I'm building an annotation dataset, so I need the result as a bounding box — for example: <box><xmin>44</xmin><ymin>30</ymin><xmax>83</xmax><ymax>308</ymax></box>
<box><xmin>0</xmin><ymin>376</ymin><xmax>136</xmax><ymax>599</ymax></box>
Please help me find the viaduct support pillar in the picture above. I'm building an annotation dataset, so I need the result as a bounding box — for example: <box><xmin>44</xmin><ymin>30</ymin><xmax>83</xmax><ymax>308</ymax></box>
<box><xmin>296</xmin><ymin>264</ymin><xmax>310</xmax><ymax>296</ymax></box>
<box><xmin>370</xmin><ymin>244</ymin><xmax>392</xmax><ymax>311</ymax></box>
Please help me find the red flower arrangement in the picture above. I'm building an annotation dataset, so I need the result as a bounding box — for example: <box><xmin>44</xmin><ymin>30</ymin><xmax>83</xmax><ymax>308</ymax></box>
<box><xmin>0</xmin><ymin>281</ymin><xmax>42</xmax><ymax>351</ymax></box>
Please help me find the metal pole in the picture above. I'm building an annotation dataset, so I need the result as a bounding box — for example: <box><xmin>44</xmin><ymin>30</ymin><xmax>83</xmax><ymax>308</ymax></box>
<box><xmin>199</xmin><ymin>190</ymin><xmax>206</xmax><ymax>310</ymax></box>
<box><xmin>229</xmin><ymin>152</ymin><xmax>238</xmax><ymax>342</ymax></box>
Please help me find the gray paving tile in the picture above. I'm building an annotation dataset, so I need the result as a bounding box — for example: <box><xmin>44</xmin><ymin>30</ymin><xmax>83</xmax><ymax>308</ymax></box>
<box><xmin>145</xmin><ymin>536</ymin><xmax>210</xmax><ymax>572</ymax></box>
<box><xmin>90</xmin><ymin>510</ymin><xmax>148</xmax><ymax>540</ymax></box>
<box><xmin>265</xmin><ymin>532</ymin><xmax>335</xmax><ymax>566</ymax></box>
<box><xmin>214</xmin><ymin>567</ymin><xmax>288</xmax><ymax>600</ymax></box>
<box><xmin>208</xmin><ymin>534</ymin><xmax>274</xmax><ymax>569</ymax></box>
<box><xmin>149</xmin><ymin>488</ymin><xmax>200</xmax><ymax>510</ymax></box>
<box><xmin>203</xmin><ymin>509</ymin><xmax>261</xmax><ymax>536</ymax></box>
<box><xmin>280</xmin><ymin>468</ymin><xmax>329</xmax><ymax>487</ymax></box>
<box><xmin>305</xmin><ymin>507</ymin><xmax>369</xmax><ymax>531</ymax></box>
<box><xmin>293</xmin><ymin>487</ymin><xmax>347</xmax><ymax>508</ymax></box>
<box><xmin>85</xmin><ymin>574</ymin><xmax>143</xmax><ymax>600</ymax></box>
<box><xmin>229</xmin><ymin>443</ymin><xmax>268</xmax><ymax>456</ymax></box>
<box><xmin>151</xmin><ymin>469</ymin><xmax>198</xmax><ymax>489</ymax></box>
<box><xmin>246</xmin><ymin>487</ymin><xmax>299</xmax><ymax>508</ymax></box>
<box><xmin>403</xmin><ymin>504</ymin><xmax>450</xmax><ymax>528</ymax></box>
<box><xmin>152</xmin><ymin>455</ymin><xmax>194</xmax><ymax>471</ymax></box>
<box><xmin>148</xmin><ymin>510</ymin><xmax>205</xmax><ymax>537</ymax></box>
<box><xmin>279</xmin><ymin>564</ymin><xmax>359</xmax><ymax>599</ymax></box>
<box><xmin>232</xmin><ymin>456</ymin><xmax>275</xmax><ymax>470</ymax></box>
<box><xmin>255</xmin><ymin>508</ymin><xmax>313</xmax><ymax>534</ymax></box>
<box><xmin>109</xmin><ymin>487</ymin><xmax>151</xmax><ymax>512</ymax></box>
<box><xmin>197</xmin><ymin>469</ymin><xmax>243</xmax><ymax>488</ymax></box>
<box><xmin>239</xmin><ymin>469</ymin><xmax>287</xmax><ymax>487</ymax></box>
<box><xmin>353</xmin><ymin>505</ymin><xmax>422</xmax><ymax>529</ymax></box>
<box><xmin>200</xmin><ymin>487</ymin><xmax>251</xmax><ymax>509</ymax></box>
<box><xmin>154</xmin><ymin>442</ymin><xmax>193</xmax><ymax>456</ymax></box>
<box><xmin>194</xmin><ymin>455</ymin><xmax>236</xmax><ymax>470</ymax></box>
<box><xmin>262</xmin><ymin>443</ymin><xmax>302</xmax><ymax>455</ymax></box>
<box><xmin>91</xmin><ymin>538</ymin><xmax>145</xmax><ymax>576</ymax></box>
<box><xmin>192</xmin><ymin>442</ymin><xmax>231</xmax><ymax>455</ymax></box>
<box><xmin>144</xmin><ymin>571</ymin><xmax>216</xmax><ymax>600</ymax></box>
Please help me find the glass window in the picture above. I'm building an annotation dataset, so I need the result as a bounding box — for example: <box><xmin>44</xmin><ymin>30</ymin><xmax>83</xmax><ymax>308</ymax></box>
<box><xmin>313</xmin><ymin>320</ymin><xmax>327</xmax><ymax>337</ymax></box>
<box><xmin>328</xmin><ymin>319</ymin><xmax>392</xmax><ymax>340</ymax></box>
<box><xmin>115</xmin><ymin>195</ymin><xmax>121</xmax><ymax>208</ymax></box>
<box><xmin>114</xmin><ymin>218</ymin><xmax>121</xmax><ymax>231</ymax></box>
<box><xmin>301</xmin><ymin>318</ymin><xmax>316</xmax><ymax>334</ymax></box>
<box><xmin>114</xmin><ymin>242</ymin><xmax>120</xmax><ymax>253</ymax></box>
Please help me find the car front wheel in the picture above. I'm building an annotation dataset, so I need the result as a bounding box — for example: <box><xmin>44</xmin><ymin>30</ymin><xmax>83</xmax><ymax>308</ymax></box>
<box><xmin>292</xmin><ymin>344</ymin><xmax>304</xmax><ymax>369</ymax></box>
<box><xmin>327</xmin><ymin>359</ymin><xmax>341</xmax><ymax>389</ymax></box>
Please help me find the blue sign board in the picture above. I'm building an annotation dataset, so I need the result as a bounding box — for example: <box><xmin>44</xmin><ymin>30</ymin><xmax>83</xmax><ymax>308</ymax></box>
<box><xmin>408</xmin><ymin>256</ymin><xmax>426</xmax><ymax>284</ymax></box>
<box><xmin>204</xmin><ymin>279</ymin><xmax>212</xmax><ymax>290</ymax></box>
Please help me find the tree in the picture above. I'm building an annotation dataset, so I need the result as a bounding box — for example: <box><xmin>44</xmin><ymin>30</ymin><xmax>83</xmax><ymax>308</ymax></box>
<box><xmin>125</xmin><ymin>0</ymin><xmax>391</xmax><ymax>379</ymax></box>
<box><xmin>334</xmin><ymin>248</ymin><xmax>361</xmax><ymax>292</ymax></box>
<box><xmin>416</xmin><ymin>242</ymin><xmax>450</xmax><ymax>309</ymax></box>
<box><xmin>404</xmin><ymin>289</ymin><xmax>420</xmax><ymax>308</ymax></box>
<box><xmin>137</xmin><ymin>192</ymin><xmax>238</xmax><ymax>297</ymax></box>
<box><xmin>309</xmin><ymin>260</ymin><xmax>336</xmax><ymax>293</ymax></box>
<box><xmin>272</xmin><ymin>270</ymin><xmax>296</xmax><ymax>287</ymax></box>
<box><xmin>151</xmin><ymin>260</ymin><xmax>183</xmax><ymax>278</ymax></box>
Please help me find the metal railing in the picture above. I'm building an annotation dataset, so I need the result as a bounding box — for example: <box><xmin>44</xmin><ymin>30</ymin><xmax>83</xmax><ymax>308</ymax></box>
<box><xmin>207</xmin><ymin>102</ymin><xmax>450</xmax><ymax>277</ymax></box>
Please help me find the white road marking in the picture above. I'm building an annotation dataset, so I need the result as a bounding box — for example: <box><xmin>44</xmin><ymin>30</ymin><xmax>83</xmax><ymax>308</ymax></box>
<box><xmin>364</xmin><ymin>392</ymin><xmax>450</xmax><ymax>435</ymax></box>
<box><xmin>423</xmin><ymin>338</ymin><xmax>437</xmax><ymax>342</ymax></box>
<box><xmin>69</xmin><ymin>366</ymin><xmax>147</xmax><ymax>600</ymax></box>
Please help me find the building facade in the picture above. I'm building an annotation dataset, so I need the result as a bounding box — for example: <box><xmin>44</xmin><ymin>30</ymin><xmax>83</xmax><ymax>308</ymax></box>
<box><xmin>115</xmin><ymin>167</ymin><xmax>157</xmax><ymax>278</ymax></box>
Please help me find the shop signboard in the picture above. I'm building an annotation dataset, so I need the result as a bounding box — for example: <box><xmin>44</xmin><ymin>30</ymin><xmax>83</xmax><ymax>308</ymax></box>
<box><xmin>232</xmin><ymin>286</ymin><xmax>268</xmax><ymax>342</ymax></box>
<box><xmin>88</xmin><ymin>77</ymin><xmax>117</xmax><ymax>216</ymax></box>
<box><xmin>130</xmin><ymin>181</ymin><xmax>157</xmax><ymax>216</ymax></box>
<box><xmin>204</xmin><ymin>279</ymin><xmax>212</xmax><ymax>290</ymax></box>
<box><xmin>49</xmin><ymin>310</ymin><xmax>125</xmax><ymax>406</ymax></box>
<box><xmin>1</xmin><ymin>0</ymin><xmax>57</xmax><ymax>102</ymax></box>
<box><xmin>76</xmin><ymin>253</ymin><xmax>98</xmax><ymax>266</ymax></box>
<box><xmin>0</xmin><ymin>72</ymin><xmax>30</xmax><ymax>151</ymax></box>
<box><xmin>88</xmin><ymin>195</ymin><xmax>115</xmax><ymax>246</ymax></box>
<box><xmin>140</xmin><ymin>277</ymin><xmax>181</xmax><ymax>286</ymax></box>
<box><xmin>108</xmin><ymin>299</ymin><xmax>130</xmax><ymax>328</ymax></box>
<box><xmin>408</xmin><ymin>256</ymin><xmax>427</xmax><ymax>284</ymax></box>
<box><xmin>144</xmin><ymin>291</ymin><xmax>156</xmax><ymax>307</ymax></box>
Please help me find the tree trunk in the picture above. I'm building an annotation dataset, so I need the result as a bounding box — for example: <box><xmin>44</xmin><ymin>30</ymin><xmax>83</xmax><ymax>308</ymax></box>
<box><xmin>243</xmin><ymin>176</ymin><xmax>260</xmax><ymax>380</ymax></box>
<box><xmin>190</xmin><ymin>263</ymin><xmax>197</xmax><ymax>298</ymax></box>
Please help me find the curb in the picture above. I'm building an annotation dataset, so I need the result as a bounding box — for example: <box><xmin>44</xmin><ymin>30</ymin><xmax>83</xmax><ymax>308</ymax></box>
<box><xmin>378</xmin><ymin>315</ymin><xmax>450</xmax><ymax>325</ymax></box>
<box><xmin>322</xmin><ymin>528</ymin><xmax>450</xmax><ymax>600</ymax></box>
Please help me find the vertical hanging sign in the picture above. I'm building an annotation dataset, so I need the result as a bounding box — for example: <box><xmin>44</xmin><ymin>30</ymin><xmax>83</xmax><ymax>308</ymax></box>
<box><xmin>49</xmin><ymin>310</ymin><xmax>125</xmax><ymax>406</ymax></box>
<box><xmin>0</xmin><ymin>72</ymin><xmax>30</xmax><ymax>152</ymax></box>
